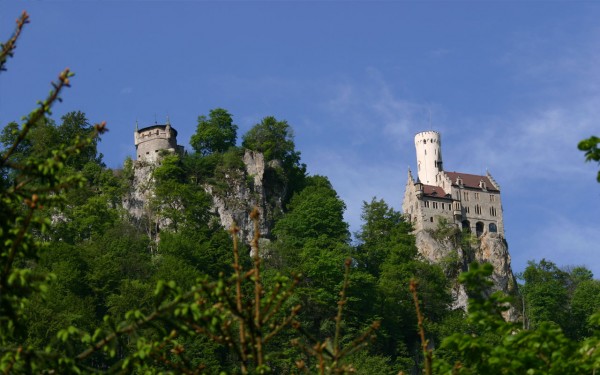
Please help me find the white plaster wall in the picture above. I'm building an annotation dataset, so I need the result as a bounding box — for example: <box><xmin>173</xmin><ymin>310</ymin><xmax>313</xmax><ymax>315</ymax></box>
<box><xmin>415</xmin><ymin>131</ymin><xmax>443</xmax><ymax>185</ymax></box>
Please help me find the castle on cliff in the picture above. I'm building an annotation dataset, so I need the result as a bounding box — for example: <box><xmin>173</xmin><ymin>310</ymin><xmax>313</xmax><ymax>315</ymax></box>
<box><xmin>402</xmin><ymin>131</ymin><xmax>504</xmax><ymax>237</ymax></box>
<box><xmin>132</xmin><ymin>123</ymin><xmax>505</xmax><ymax>240</ymax></box>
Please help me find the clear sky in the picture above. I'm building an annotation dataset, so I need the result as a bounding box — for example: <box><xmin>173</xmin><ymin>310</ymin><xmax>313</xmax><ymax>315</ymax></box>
<box><xmin>1</xmin><ymin>1</ymin><xmax>599</xmax><ymax>277</ymax></box>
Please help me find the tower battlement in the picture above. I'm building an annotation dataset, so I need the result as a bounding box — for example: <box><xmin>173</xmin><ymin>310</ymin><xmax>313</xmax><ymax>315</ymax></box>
<box><xmin>414</xmin><ymin>131</ymin><xmax>443</xmax><ymax>185</ymax></box>
<box><xmin>134</xmin><ymin>122</ymin><xmax>184</xmax><ymax>163</ymax></box>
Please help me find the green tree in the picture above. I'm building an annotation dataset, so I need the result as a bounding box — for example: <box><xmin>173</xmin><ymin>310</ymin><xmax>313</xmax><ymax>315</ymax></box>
<box><xmin>431</xmin><ymin>263</ymin><xmax>600</xmax><ymax>375</ymax></box>
<box><xmin>273</xmin><ymin>175</ymin><xmax>349</xmax><ymax>250</ymax></box>
<box><xmin>355</xmin><ymin>198</ymin><xmax>408</xmax><ymax>277</ymax></box>
<box><xmin>242</xmin><ymin>115</ymin><xmax>300</xmax><ymax>165</ymax></box>
<box><xmin>190</xmin><ymin>108</ymin><xmax>238</xmax><ymax>155</ymax></box>
<box><xmin>578</xmin><ymin>135</ymin><xmax>600</xmax><ymax>182</ymax></box>
<box><xmin>0</xmin><ymin>12</ymin><xmax>112</xmax><ymax>371</ymax></box>
<box><xmin>520</xmin><ymin>259</ymin><xmax>571</xmax><ymax>331</ymax></box>
<box><xmin>151</xmin><ymin>153</ymin><xmax>212</xmax><ymax>232</ymax></box>
<box><xmin>0</xmin><ymin>13</ymin><xmax>379</xmax><ymax>374</ymax></box>
<box><xmin>0</xmin><ymin>111</ymin><xmax>101</xmax><ymax>170</ymax></box>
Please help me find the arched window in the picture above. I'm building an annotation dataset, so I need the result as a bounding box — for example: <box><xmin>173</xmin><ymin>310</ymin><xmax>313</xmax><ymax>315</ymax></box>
<box><xmin>462</xmin><ymin>220</ymin><xmax>471</xmax><ymax>231</ymax></box>
<box><xmin>489</xmin><ymin>223</ymin><xmax>498</xmax><ymax>233</ymax></box>
<box><xmin>476</xmin><ymin>222</ymin><xmax>484</xmax><ymax>236</ymax></box>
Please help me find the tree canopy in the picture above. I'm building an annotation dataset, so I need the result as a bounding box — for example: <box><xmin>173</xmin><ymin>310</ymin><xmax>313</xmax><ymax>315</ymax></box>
<box><xmin>190</xmin><ymin>108</ymin><xmax>238</xmax><ymax>155</ymax></box>
<box><xmin>242</xmin><ymin>116</ymin><xmax>300</xmax><ymax>165</ymax></box>
<box><xmin>578</xmin><ymin>135</ymin><xmax>600</xmax><ymax>182</ymax></box>
<box><xmin>4</xmin><ymin>12</ymin><xmax>600</xmax><ymax>374</ymax></box>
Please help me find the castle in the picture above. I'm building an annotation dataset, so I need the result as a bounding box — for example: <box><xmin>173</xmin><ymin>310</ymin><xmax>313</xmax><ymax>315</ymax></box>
<box><xmin>402</xmin><ymin>131</ymin><xmax>504</xmax><ymax>237</ymax></box>
<box><xmin>132</xmin><ymin>124</ymin><xmax>504</xmax><ymax>239</ymax></box>
<box><xmin>134</xmin><ymin>121</ymin><xmax>184</xmax><ymax>163</ymax></box>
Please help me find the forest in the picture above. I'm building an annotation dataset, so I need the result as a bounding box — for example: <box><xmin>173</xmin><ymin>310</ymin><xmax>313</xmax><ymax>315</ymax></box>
<box><xmin>2</xmin><ymin>11</ymin><xmax>600</xmax><ymax>375</ymax></box>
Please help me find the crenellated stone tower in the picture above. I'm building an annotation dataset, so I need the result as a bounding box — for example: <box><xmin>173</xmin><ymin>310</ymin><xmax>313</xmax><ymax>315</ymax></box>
<box><xmin>134</xmin><ymin>120</ymin><xmax>184</xmax><ymax>163</ymax></box>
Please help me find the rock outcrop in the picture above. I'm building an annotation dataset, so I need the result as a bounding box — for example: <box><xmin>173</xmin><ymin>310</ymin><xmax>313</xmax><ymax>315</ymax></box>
<box><xmin>123</xmin><ymin>160</ymin><xmax>154</xmax><ymax>223</ymax></box>
<box><xmin>205</xmin><ymin>150</ymin><xmax>283</xmax><ymax>245</ymax></box>
<box><xmin>415</xmin><ymin>229</ymin><xmax>518</xmax><ymax>321</ymax></box>
<box><xmin>476</xmin><ymin>232</ymin><xmax>519</xmax><ymax>321</ymax></box>
<box><xmin>123</xmin><ymin>150</ymin><xmax>285</xmax><ymax>248</ymax></box>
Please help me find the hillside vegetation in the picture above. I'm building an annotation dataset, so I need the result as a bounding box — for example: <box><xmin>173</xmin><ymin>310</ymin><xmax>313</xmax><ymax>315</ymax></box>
<box><xmin>2</xmin><ymin>12</ymin><xmax>600</xmax><ymax>374</ymax></box>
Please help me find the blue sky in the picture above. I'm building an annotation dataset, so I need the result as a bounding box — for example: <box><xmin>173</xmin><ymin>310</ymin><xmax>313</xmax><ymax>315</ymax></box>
<box><xmin>1</xmin><ymin>1</ymin><xmax>599</xmax><ymax>277</ymax></box>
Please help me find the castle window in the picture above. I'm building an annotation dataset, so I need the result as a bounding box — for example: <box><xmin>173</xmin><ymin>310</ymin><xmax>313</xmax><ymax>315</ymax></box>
<box><xmin>424</xmin><ymin>201</ymin><xmax>430</xmax><ymax>208</ymax></box>
<box><xmin>474</xmin><ymin>192</ymin><xmax>480</xmax><ymax>200</ymax></box>
<box><xmin>490</xmin><ymin>194</ymin><xmax>496</xmax><ymax>202</ymax></box>
<box><xmin>462</xmin><ymin>220</ymin><xmax>471</xmax><ymax>232</ymax></box>
<box><xmin>463</xmin><ymin>192</ymin><xmax>469</xmax><ymax>201</ymax></box>
<box><xmin>146</xmin><ymin>152</ymin><xmax>149</xmax><ymax>155</ymax></box>
<box><xmin>489</xmin><ymin>223</ymin><xmax>498</xmax><ymax>232</ymax></box>
<box><xmin>476</xmin><ymin>222</ymin><xmax>484</xmax><ymax>236</ymax></box>
<box><xmin>465</xmin><ymin>206</ymin><xmax>470</xmax><ymax>214</ymax></box>
<box><xmin>441</xmin><ymin>203</ymin><xmax>444</xmax><ymax>210</ymax></box>
<box><xmin>475</xmin><ymin>205</ymin><xmax>482</xmax><ymax>215</ymax></box>
<box><xmin>430</xmin><ymin>217</ymin><xmax>434</xmax><ymax>223</ymax></box>
<box><xmin>432</xmin><ymin>202</ymin><xmax>438</xmax><ymax>209</ymax></box>
<box><xmin>490</xmin><ymin>207</ymin><xmax>497</xmax><ymax>217</ymax></box>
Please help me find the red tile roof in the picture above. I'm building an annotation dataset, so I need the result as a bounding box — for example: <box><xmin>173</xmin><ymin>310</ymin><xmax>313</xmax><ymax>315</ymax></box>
<box><xmin>445</xmin><ymin>172</ymin><xmax>499</xmax><ymax>192</ymax></box>
<box><xmin>423</xmin><ymin>184</ymin><xmax>452</xmax><ymax>200</ymax></box>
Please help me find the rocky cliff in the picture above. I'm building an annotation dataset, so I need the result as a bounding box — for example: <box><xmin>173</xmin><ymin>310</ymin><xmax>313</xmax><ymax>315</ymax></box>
<box><xmin>203</xmin><ymin>150</ymin><xmax>284</xmax><ymax>245</ymax></box>
<box><xmin>416</xmin><ymin>229</ymin><xmax>519</xmax><ymax>321</ymax></box>
<box><xmin>123</xmin><ymin>150</ymin><xmax>285</xmax><ymax>246</ymax></box>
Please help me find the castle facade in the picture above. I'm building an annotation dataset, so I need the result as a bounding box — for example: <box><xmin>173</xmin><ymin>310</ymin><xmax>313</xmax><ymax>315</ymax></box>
<box><xmin>402</xmin><ymin>131</ymin><xmax>504</xmax><ymax>237</ymax></box>
<box><xmin>134</xmin><ymin>121</ymin><xmax>184</xmax><ymax>163</ymax></box>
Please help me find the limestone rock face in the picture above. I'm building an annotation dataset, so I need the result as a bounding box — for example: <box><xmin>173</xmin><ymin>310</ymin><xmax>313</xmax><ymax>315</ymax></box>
<box><xmin>123</xmin><ymin>161</ymin><xmax>154</xmax><ymax>222</ymax></box>
<box><xmin>205</xmin><ymin>150</ymin><xmax>280</xmax><ymax>245</ymax></box>
<box><xmin>476</xmin><ymin>232</ymin><xmax>519</xmax><ymax>321</ymax></box>
<box><xmin>415</xmin><ymin>230</ymin><xmax>455</xmax><ymax>263</ymax></box>
<box><xmin>416</xmin><ymin>230</ymin><xmax>469</xmax><ymax>310</ymax></box>
<box><xmin>415</xmin><ymin>229</ymin><xmax>518</xmax><ymax>321</ymax></box>
<box><xmin>124</xmin><ymin>150</ymin><xmax>284</xmax><ymax>247</ymax></box>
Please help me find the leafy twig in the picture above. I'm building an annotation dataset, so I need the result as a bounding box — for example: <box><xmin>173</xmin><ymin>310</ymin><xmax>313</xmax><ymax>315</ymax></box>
<box><xmin>410</xmin><ymin>279</ymin><xmax>432</xmax><ymax>375</ymax></box>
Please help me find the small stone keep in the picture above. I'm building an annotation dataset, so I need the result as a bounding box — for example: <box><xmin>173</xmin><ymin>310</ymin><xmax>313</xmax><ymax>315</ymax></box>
<box><xmin>134</xmin><ymin>121</ymin><xmax>184</xmax><ymax>163</ymax></box>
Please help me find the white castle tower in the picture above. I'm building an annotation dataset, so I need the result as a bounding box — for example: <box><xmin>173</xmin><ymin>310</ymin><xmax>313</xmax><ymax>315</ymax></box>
<box><xmin>415</xmin><ymin>130</ymin><xmax>443</xmax><ymax>185</ymax></box>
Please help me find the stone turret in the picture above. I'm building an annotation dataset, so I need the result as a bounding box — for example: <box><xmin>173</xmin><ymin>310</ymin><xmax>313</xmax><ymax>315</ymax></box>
<box><xmin>134</xmin><ymin>121</ymin><xmax>184</xmax><ymax>163</ymax></box>
<box><xmin>415</xmin><ymin>131</ymin><xmax>443</xmax><ymax>185</ymax></box>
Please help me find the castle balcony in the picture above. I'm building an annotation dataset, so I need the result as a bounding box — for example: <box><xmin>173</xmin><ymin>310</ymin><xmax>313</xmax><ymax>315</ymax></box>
<box><xmin>452</xmin><ymin>201</ymin><xmax>462</xmax><ymax>217</ymax></box>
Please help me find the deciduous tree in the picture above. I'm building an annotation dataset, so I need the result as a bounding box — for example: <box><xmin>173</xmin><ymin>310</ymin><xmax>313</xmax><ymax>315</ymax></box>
<box><xmin>190</xmin><ymin>108</ymin><xmax>237</xmax><ymax>155</ymax></box>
